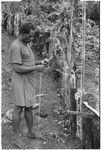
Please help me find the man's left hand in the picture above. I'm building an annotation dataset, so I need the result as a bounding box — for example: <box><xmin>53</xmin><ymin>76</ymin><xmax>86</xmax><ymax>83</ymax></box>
<box><xmin>41</xmin><ymin>59</ymin><xmax>50</xmax><ymax>67</ymax></box>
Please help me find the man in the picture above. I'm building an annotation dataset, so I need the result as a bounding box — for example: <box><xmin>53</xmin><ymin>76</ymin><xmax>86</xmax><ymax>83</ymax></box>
<box><xmin>10</xmin><ymin>23</ymin><xmax>48</xmax><ymax>147</ymax></box>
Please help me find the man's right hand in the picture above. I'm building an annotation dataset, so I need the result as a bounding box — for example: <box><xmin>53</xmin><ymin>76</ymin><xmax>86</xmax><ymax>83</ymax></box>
<box><xmin>13</xmin><ymin>64</ymin><xmax>45</xmax><ymax>74</ymax></box>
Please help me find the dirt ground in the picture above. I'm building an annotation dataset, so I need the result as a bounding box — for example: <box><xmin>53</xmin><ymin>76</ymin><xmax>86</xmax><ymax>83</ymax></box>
<box><xmin>2</xmin><ymin>32</ymin><xmax>83</xmax><ymax>149</ymax></box>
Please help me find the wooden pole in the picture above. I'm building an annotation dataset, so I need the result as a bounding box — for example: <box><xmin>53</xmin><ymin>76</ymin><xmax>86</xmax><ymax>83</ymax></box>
<box><xmin>81</xmin><ymin>0</ymin><xmax>86</xmax><ymax>115</ymax></box>
<box><xmin>67</xmin><ymin>4</ymin><xmax>73</xmax><ymax>110</ymax></box>
<box><xmin>69</xmin><ymin>6</ymin><xmax>73</xmax><ymax>69</ymax></box>
<box><xmin>77</xmin><ymin>1</ymin><xmax>86</xmax><ymax>141</ymax></box>
<box><xmin>81</xmin><ymin>1</ymin><xmax>86</xmax><ymax>140</ymax></box>
<box><xmin>64</xmin><ymin>110</ymin><xmax>97</xmax><ymax>119</ymax></box>
<box><xmin>63</xmin><ymin>4</ymin><xmax>73</xmax><ymax>109</ymax></box>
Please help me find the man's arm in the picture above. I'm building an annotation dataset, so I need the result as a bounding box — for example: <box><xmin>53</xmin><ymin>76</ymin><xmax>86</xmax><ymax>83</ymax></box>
<box><xmin>35</xmin><ymin>59</ymin><xmax>50</xmax><ymax>66</ymax></box>
<box><xmin>13</xmin><ymin>64</ymin><xmax>44</xmax><ymax>74</ymax></box>
<box><xmin>35</xmin><ymin>61</ymin><xmax>42</xmax><ymax>65</ymax></box>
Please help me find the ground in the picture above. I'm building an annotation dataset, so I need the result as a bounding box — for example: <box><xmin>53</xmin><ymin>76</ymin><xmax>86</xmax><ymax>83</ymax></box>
<box><xmin>2</xmin><ymin>32</ymin><xmax>82</xmax><ymax>149</ymax></box>
<box><xmin>1</xmin><ymin>32</ymin><xmax>99</xmax><ymax>149</ymax></box>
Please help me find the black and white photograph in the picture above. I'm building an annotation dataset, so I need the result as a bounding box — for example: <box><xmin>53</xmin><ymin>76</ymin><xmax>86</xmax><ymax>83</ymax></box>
<box><xmin>1</xmin><ymin>0</ymin><xmax>100</xmax><ymax>149</ymax></box>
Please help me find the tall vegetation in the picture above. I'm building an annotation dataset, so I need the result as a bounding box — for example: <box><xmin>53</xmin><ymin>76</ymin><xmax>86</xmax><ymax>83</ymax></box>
<box><xmin>2</xmin><ymin>0</ymin><xmax>100</xmax><ymax>105</ymax></box>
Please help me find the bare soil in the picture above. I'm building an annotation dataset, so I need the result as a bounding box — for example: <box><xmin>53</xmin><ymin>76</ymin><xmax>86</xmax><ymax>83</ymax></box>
<box><xmin>2</xmin><ymin>31</ymin><xmax>99</xmax><ymax>149</ymax></box>
<box><xmin>2</xmin><ymin>32</ymin><xmax>82</xmax><ymax>149</ymax></box>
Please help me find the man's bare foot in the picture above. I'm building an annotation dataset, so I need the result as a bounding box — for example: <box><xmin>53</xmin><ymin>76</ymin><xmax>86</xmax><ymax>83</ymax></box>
<box><xmin>27</xmin><ymin>132</ymin><xmax>46</xmax><ymax>141</ymax></box>
<box><xmin>27</xmin><ymin>132</ymin><xmax>36</xmax><ymax>139</ymax></box>
<box><xmin>32</xmin><ymin>103</ymin><xmax>39</xmax><ymax>109</ymax></box>
<box><xmin>13</xmin><ymin>137</ymin><xmax>26</xmax><ymax>149</ymax></box>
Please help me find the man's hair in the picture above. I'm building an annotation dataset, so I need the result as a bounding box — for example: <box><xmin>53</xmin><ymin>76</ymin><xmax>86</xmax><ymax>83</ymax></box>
<box><xmin>19</xmin><ymin>23</ymin><xmax>35</xmax><ymax>34</ymax></box>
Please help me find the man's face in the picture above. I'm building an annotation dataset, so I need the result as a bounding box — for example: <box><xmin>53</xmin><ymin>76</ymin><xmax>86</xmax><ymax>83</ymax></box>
<box><xmin>21</xmin><ymin>33</ymin><xmax>32</xmax><ymax>44</ymax></box>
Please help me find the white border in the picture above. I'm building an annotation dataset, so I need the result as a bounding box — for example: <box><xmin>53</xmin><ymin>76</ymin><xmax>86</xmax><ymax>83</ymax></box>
<box><xmin>1</xmin><ymin>0</ymin><xmax>21</xmax><ymax>1</ymax></box>
<box><xmin>0</xmin><ymin>0</ymin><xmax>100</xmax><ymax>150</ymax></box>
<box><xmin>0</xmin><ymin>1</ymin><xmax>2</xmax><ymax>150</ymax></box>
<box><xmin>81</xmin><ymin>0</ymin><xmax>101</xmax><ymax>1</ymax></box>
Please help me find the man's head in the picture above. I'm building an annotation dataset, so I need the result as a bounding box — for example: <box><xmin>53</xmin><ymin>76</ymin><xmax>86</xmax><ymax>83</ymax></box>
<box><xmin>19</xmin><ymin>23</ymin><xmax>35</xmax><ymax>44</ymax></box>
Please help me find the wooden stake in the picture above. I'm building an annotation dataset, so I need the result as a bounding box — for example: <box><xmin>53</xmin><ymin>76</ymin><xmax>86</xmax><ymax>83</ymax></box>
<box><xmin>68</xmin><ymin>5</ymin><xmax>73</xmax><ymax>109</ymax></box>
<box><xmin>77</xmin><ymin>1</ymin><xmax>86</xmax><ymax>141</ymax></box>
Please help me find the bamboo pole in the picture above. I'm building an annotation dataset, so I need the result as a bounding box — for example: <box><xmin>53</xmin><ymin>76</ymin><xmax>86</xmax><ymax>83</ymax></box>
<box><xmin>81</xmin><ymin>0</ymin><xmax>86</xmax><ymax>137</ymax></box>
<box><xmin>69</xmin><ymin>6</ymin><xmax>73</xmax><ymax>70</ymax></box>
<box><xmin>67</xmin><ymin>5</ymin><xmax>73</xmax><ymax>109</ymax></box>
<box><xmin>81</xmin><ymin>0</ymin><xmax>86</xmax><ymax>114</ymax></box>
<box><xmin>63</xmin><ymin>110</ymin><xmax>97</xmax><ymax>119</ymax></box>
<box><xmin>61</xmin><ymin>4</ymin><xmax>74</xmax><ymax>109</ymax></box>
<box><xmin>77</xmin><ymin>1</ymin><xmax>86</xmax><ymax>141</ymax></box>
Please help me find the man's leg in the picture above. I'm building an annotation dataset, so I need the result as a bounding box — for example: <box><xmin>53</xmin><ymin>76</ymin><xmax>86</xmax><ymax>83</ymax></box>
<box><xmin>24</xmin><ymin>107</ymin><xmax>35</xmax><ymax>138</ymax></box>
<box><xmin>12</xmin><ymin>106</ymin><xmax>23</xmax><ymax>139</ymax></box>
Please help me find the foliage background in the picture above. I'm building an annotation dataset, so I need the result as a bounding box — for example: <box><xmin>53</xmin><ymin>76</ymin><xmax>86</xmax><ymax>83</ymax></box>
<box><xmin>2</xmin><ymin>0</ymin><xmax>100</xmax><ymax>109</ymax></box>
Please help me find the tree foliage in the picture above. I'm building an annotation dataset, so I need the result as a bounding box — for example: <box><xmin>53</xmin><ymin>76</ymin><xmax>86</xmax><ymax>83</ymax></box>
<box><xmin>2</xmin><ymin>0</ymin><xmax>100</xmax><ymax>104</ymax></box>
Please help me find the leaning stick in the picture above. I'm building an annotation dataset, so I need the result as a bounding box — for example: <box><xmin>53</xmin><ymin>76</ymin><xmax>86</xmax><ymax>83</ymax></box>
<box><xmin>39</xmin><ymin>72</ymin><xmax>43</xmax><ymax>118</ymax></box>
<box><xmin>36</xmin><ymin>72</ymin><xmax>43</xmax><ymax>148</ymax></box>
<box><xmin>83</xmin><ymin>102</ymin><xmax>100</xmax><ymax>117</ymax></box>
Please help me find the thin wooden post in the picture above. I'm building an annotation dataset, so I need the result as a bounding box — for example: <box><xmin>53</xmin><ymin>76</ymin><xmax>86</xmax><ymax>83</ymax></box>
<box><xmin>64</xmin><ymin>5</ymin><xmax>73</xmax><ymax>109</ymax></box>
<box><xmin>81</xmin><ymin>0</ymin><xmax>86</xmax><ymax>113</ymax></box>
<box><xmin>70</xmin><ymin>88</ymin><xmax>77</xmax><ymax>137</ymax></box>
<box><xmin>76</xmin><ymin>1</ymin><xmax>86</xmax><ymax>141</ymax></box>
<box><xmin>69</xmin><ymin>6</ymin><xmax>73</xmax><ymax>69</ymax></box>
